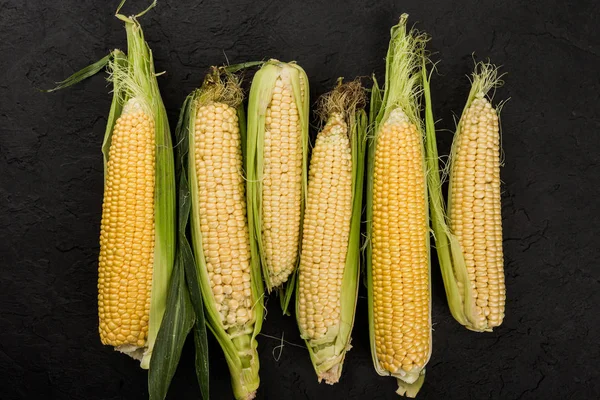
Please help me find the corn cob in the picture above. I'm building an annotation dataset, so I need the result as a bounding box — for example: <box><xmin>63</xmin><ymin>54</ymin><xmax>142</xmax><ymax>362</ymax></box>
<box><xmin>87</xmin><ymin>12</ymin><xmax>174</xmax><ymax>369</ymax></box>
<box><xmin>424</xmin><ymin>61</ymin><xmax>506</xmax><ymax>332</ymax></box>
<box><xmin>182</xmin><ymin>68</ymin><xmax>264</xmax><ymax>400</ymax></box>
<box><xmin>296</xmin><ymin>80</ymin><xmax>367</xmax><ymax>384</ymax></box>
<box><xmin>46</xmin><ymin>4</ymin><xmax>200</xmax><ymax>399</ymax></box>
<box><xmin>366</xmin><ymin>15</ymin><xmax>431</xmax><ymax>397</ymax></box>
<box><xmin>246</xmin><ymin>60</ymin><xmax>309</xmax><ymax>303</ymax></box>
<box><xmin>98</xmin><ymin>97</ymin><xmax>156</xmax><ymax>352</ymax></box>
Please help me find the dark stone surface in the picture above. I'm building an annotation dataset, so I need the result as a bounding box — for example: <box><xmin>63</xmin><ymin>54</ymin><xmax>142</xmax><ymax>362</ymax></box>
<box><xmin>1</xmin><ymin>0</ymin><xmax>599</xmax><ymax>399</ymax></box>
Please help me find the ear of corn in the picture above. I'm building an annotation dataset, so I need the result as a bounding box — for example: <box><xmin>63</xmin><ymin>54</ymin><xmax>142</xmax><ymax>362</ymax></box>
<box><xmin>246</xmin><ymin>60</ymin><xmax>310</xmax><ymax>310</ymax></box>
<box><xmin>181</xmin><ymin>68</ymin><xmax>264</xmax><ymax>400</ymax></box>
<box><xmin>424</xmin><ymin>61</ymin><xmax>506</xmax><ymax>332</ymax></box>
<box><xmin>97</xmin><ymin>18</ymin><xmax>176</xmax><ymax>369</ymax></box>
<box><xmin>51</xmin><ymin>8</ymin><xmax>179</xmax><ymax>370</ymax></box>
<box><xmin>47</xmin><ymin>4</ymin><xmax>189</xmax><ymax>397</ymax></box>
<box><xmin>296</xmin><ymin>80</ymin><xmax>367</xmax><ymax>384</ymax></box>
<box><xmin>365</xmin><ymin>14</ymin><xmax>431</xmax><ymax>397</ymax></box>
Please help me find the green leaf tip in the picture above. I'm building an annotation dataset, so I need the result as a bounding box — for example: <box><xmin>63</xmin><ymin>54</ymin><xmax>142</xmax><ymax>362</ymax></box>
<box><xmin>41</xmin><ymin>51</ymin><xmax>119</xmax><ymax>93</ymax></box>
<box><xmin>115</xmin><ymin>0</ymin><xmax>157</xmax><ymax>22</ymax></box>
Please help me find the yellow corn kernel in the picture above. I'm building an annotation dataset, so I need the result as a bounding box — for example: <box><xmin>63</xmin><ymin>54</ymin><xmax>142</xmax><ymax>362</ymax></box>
<box><xmin>297</xmin><ymin>113</ymin><xmax>352</xmax><ymax>340</ymax></box>
<box><xmin>449</xmin><ymin>96</ymin><xmax>505</xmax><ymax>329</ymax></box>
<box><xmin>372</xmin><ymin>108</ymin><xmax>430</xmax><ymax>375</ymax></box>
<box><xmin>98</xmin><ymin>99</ymin><xmax>155</xmax><ymax>348</ymax></box>
<box><xmin>195</xmin><ymin>101</ymin><xmax>253</xmax><ymax>330</ymax></box>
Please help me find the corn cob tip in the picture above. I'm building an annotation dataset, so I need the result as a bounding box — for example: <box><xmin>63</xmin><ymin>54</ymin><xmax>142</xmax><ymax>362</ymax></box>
<box><xmin>466</xmin><ymin>61</ymin><xmax>504</xmax><ymax>106</ymax></box>
<box><xmin>316</xmin><ymin>78</ymin><xmax>366</xmax><ymax>123</ymax></box>
<box><xmin>375</xmin><ymin>15</ymin><xmax>428</xmax><ymax>130</ymax></box>
<box><xmin>386</xmin><ymin>107</ymin><xmax>410</xmax><ymax>124</ymax></box>
<box><xmin>122</xmin><ymin>97</ymin><xmax>145</xmax><ymax>114</ymax></box>
<box><xmin>198</xmin><ymin>68</ymin><xmax>243</xmax><ymax>108</ymax></box>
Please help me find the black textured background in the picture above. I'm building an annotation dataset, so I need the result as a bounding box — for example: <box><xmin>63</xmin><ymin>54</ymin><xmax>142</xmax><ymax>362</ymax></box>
<box><xmin>1</xmin><ymin>0</ymin><xmax>599</xmax><ymax>399</ymax></box>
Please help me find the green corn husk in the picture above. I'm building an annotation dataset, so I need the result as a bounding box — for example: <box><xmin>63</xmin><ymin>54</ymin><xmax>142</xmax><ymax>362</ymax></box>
<box><xmin>46</xmin><ymin>3</ymin><xmax>198</xmax><ymax>399</ymax></box>
<box><xmin>423</xmin><ymin>60</ymin><xmax>504</xmax><ymax>332</ymax></box>
<box><xmin>296</xmin><ymin>79</ymin><xmax>367</xmax><ymax>384</ymax></box>
<box><xmin>177</xmin><ymin>67</ymin><xmax>264</xmax><ymax>400</ymax></box>
<box><xmin>246</xmin><ymin>60</ymin><xmax>310</xmax><ymax>314</ymax></box>
<box><xmin>365</xmin><ymin>14</ymin><xmax>431</xmax><ymax>397</ymax></box>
